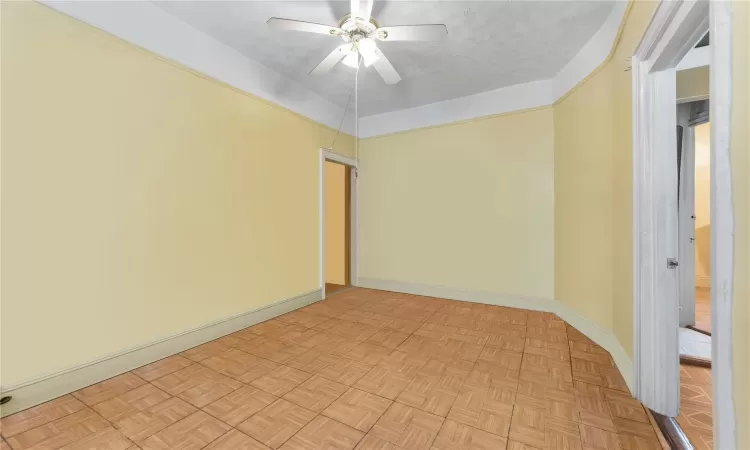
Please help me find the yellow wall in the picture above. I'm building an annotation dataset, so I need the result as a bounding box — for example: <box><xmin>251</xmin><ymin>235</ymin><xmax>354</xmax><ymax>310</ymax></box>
<box><xmin>0</xmin><ymin>2</ymin><xmax>353</xmax><ymax>388</ymax></box>
<box><xmin>694</xmin><ymin>123</ymin><xmax>711</xmax><ymax>287</ymax></box>
<box><xmin>359</xmin><ymin>108</ymin><xmax>555</xmax><ymax>301</ymax></box>
<box><xmin>731</xmin><ymin>1</ymin><xmax>750</xmax><ymax>445</ymax></box>
<box><xmin>554</xmin><ymin>1</ymin><xmax>658</xmax><ymax>355</ymax></box>
<box><xmin>325</xmin><ymin>161</ymin><xmax>347</xmax><ymax>285</ymax></box>
<box><xmin>677</xmin><ymin>66</ymin><xmax>710</xmax><ymax>102</ymax></box>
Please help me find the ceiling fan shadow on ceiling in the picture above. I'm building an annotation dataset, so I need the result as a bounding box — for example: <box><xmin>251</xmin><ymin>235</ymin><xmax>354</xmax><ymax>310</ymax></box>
<box><xmin>267</xmin><ymin>0</ymin><xmax>448</xmax><ymax>85</ymax></box>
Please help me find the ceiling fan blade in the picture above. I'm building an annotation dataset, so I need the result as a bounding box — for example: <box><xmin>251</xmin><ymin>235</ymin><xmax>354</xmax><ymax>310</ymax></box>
<box><xmin>372</xmin><ymin>48</ymin><xmax>401</xmax><ymax>85</ymax></box>
<box><xmin>310</xmin><ymin>45</ymin><xmax>349</xmax><ymax>76</ymax></box>
<box><xmin>377</xmin><ymin>24</ymin><xmax>448</xmax><ymax>41</ymax></box>
<box><xmin>362</xmin><ymin>0</ymin><xmax>374</xmax><ymax>22</ymax></box>
<box><xmin>267</xmin><ymin>18</ymin><xmax>342</xmax><ymax>36</ymax></box>
<box><xmin>350</xmin><ymin>0</ymin><xmax>359</xmax><ymax>19</ymax></box>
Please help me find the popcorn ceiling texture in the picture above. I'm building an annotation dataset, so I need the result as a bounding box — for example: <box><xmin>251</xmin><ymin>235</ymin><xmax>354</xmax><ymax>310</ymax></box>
<box><xmin>153</xmin><ymin>1</ymin><xmax>615</xmax><ymax>116</ymax></box>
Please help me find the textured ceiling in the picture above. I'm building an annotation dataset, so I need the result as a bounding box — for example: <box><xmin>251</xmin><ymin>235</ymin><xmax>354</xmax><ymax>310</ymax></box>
<box><xmin>153</xmin><ymin>1</ymin><xmax>615</xmax><ymax>116</ymax></box>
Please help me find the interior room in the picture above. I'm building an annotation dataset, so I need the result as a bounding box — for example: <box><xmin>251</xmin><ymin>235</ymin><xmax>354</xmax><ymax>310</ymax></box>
<box><xmin>1</xmin><ymin>1</ymin><xmax>748</xmax><ymax>450</ymax></box>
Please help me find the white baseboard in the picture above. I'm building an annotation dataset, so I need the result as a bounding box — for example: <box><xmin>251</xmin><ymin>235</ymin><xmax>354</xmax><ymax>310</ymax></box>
<box><xmin>357</xmin><ymin>277</ymin><xmax>633</xmax><ymax>392</ymax></box>
<box><xmin>0</xmin><ymin>289</ymin><xmax>322</xmax><ymax>417</ymax></box>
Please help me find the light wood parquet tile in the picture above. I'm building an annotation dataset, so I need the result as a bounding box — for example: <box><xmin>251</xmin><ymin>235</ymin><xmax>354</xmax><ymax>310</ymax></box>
<box><xmin>152</xmin><ymin>365</ymin><xmax>243</xmax><ymax>408</ymax></box>
<box><xmin>464</xmin><ymin>361</ymin><xmax>519</xmax><ymax>392</ymax></box>
<box><xmin>139</xmin><ymin>410</ymin><xmax>230</xmax><ymax>450</ymax></box>
<box><xmin>318</xmin><ymin>357</ymin><xmax>375</xmax><ymax>386</ymax></box>
<box><xmin>7</xmin><ymin>408</ymin><xmax>113</xmax><ymax>450</ymax></box>
<box><xmin>72</xmin><ymin>373</ymin><xmax>147</xmax><ymax>407</ymax></box>
<box><xmin>579</xmin><ymin>423</ymin><xmax>620</xmax><ymax>450</ymax></box>
<box><xmin>396</xmin><ymin>373</ymin><xmax>461</xmax><ymax>417</ymax></box>
<box><xmin>545</xmin><ymin>416</ymin><xmax>582</xmax><ymax>450</ymax></box>
<box><xmin>447</xmin><ymin>386</ymin><xmax>513</xmax><ymax>437</ymax></box>
<box><xmin>367</xmin><ymin>329</ymin><xmax>411</xmax><ymax>349</ymax></box>
<box><xmin>345</xmin><ymin>343</ymin><xmax>395</xmax><ymax>366</ymax></box>
<box><xmin>239</xmin><ymin>337</ymin><xmax>309</xmax><ymax>364</ymax></box>
<box><xmin>132</xmin><ymin>355</ymin><xmax>194</xmax><ymax>382</ymax></box>
<box><xmin>611</xmin><ymin>417</ymin><xmax>657</xmax><ymax>441</ymax></box>
<box><xmin>277</xmin><ymin>310</ymin><xmax>331</xmax><ymax>328</ymax></box>
<box><xmin>181</xmin><ymin>341</ymin><xmax>232</xmax><ymax>363</ymax></box>
<box><xmin>378</xmin><ymin>351</ymin><xmax>429</xmax><ymax>378</ymax></box>
<box><xmin>322</xmin><ymin>388</ymin><xmax>393</xmax><ymax>432</ymax></box>
<box><xmin>309</xmin><ymin>332</ymin><xmax>361</xmax><ymax>356</ymax></box>
<box><xmin>238</xmin><ymin>399</ymin><xmax>316</xmax><ymax>449</ymax></box>
<box><xmin>508</xmin><ymin>405</ymin><xmax>546</xmax><ymax>449</ymax></box>
<box><xmin>203</xmin><ymin>429</ymin><xmax>272</xmax><ymax>450</ymax></box>
<box><xmin>414</xmin><ymin>324</ymin><xmax>489</xmax><ymax>347</ymax></box>
<box><xmin>203</xmin><ymin>385</ymin><xmax>277</xmax><ymax>426</ymax></box>
<box><xmin>0</xmin><ymin>395</ymin><xmax>86</xmax><ymax>438</ymax></box>
<box><xmin>248</xmin><ymin>319</ymin><xmax>294</xmax><ymax>337</ymax></box>
<box><xmin>56</xmin><ymin>426</ymin><xmax>133</xmax><ymax>450</ymax></box>
<box><xmin>507</xmin><ymin>440</ymin><xmax>543</xmax><ymax>450</ymax></box>
<box><xmin>251</xmin><ymin>365</ymin><xmax>312</xmax><ymax>396</ymax></box>
<box><xmin>280</xmin><ymin>415</ymin><xmax>364</xmax><ymax>450</ymax></box>
<box><xmin>92</xmin><ymin>384</ymin><xmax>171</xmax><ymax>423</ymax></box>
<box><xmin>602</xmin><ymin>389</ymin><xmax>648</xmax><ymax>424</ymax></box>
<box><xmin>383</xmin><ymin>318</ymin><xmax>424</xmax><ymax>334</ymax></box>
<box><xmin>353</xmin><ymin>434</ymin><xmax>407</xmax><ymax>450</ymax></box>
<box><xmin>286</xmin><ymin>349</ymin><xmax>341</xmax><ymax>373</ymax></box>
<box><xmin>200</xmin><ymin>348</ymin><xmax>278</xmax><ymax>381</ymax></box>
<box><xmin>575</xmin><ymin>395</ymin><xmax>616</xmax><ymax>433</ymax></box>
<box><xmin>106</xmin><ymin>396</ymin><xmax>197</xmax><ymax>442</ymax></box>
<box><xmin>354</xmin><ymin>366</ymin><xmax>413</xmax><ymax>400</ymax></box>
<box><xmin>486</xmin><ymin>334</ymin><xmax>526</xmax><ymax>353</ymax></box>
<box><xmin>2</xmin><ymin>288</ymin><xmax>667</xmax><ymax>450</ymax></box>
<box><xmin>370</xmin><ymin>403</ymin><xmax>444</xmax><ymax>450</ymax></box>
<box><xmin>431</xmin><ymin>419</ymin><xmax>508</xmax><ymax>450</ymax></box>
<box><xmin>617</xmin><ymin>433</ymin><xmax>663</xmax><ymax>450</ymax></box>
<box><xmin>283</xmin><ymin>375</ymin><xmax>349</xmax><ymax>413</ymax></box>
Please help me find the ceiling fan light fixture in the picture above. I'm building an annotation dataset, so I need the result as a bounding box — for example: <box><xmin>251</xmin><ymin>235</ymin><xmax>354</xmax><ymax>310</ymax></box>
<box><xmin>342</xmin><ymin>50</ymin><xmax>360</xmax><ymax>68</ymax></box>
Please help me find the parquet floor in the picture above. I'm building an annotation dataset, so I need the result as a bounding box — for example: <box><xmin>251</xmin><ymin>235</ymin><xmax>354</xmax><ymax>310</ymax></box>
<box><xmin>676</xmin><ymin>364</ymin><xmax>713</xmax><ymax>450</ymax></box>
<box><xmin>0</xmin><ymin>288</ymin><xmax>666</xmax><ymax>450</ymax></box>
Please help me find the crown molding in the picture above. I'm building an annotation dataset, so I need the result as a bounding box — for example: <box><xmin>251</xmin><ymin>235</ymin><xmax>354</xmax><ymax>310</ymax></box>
<box><xmin>358</xmin><ymin>79</ymin><xmax>554</xmax><ymax>138</ymax></box>
<box><xmin>40</xmin><ymin>1</ymin><xmax>356</xmax><ymax>135</ymax></box>
<box><xmin>360</xmin><ymin>1</ymin><xmax>629</xmax><ymax>137</ymax></box>
<box><xmin>41</xmin><ymin>0</ymin><xmax>629</xmax><ymax>139</ymax></box>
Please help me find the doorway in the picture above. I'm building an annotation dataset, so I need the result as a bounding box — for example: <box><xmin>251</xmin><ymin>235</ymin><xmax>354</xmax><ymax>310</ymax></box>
<box><xmin>319</xmin><ymin>149</ymin><xmax>358</xmax><ymax>298</ymax></box>
<box><xmin>632</xmin><ymin>1</ymin><xmax>735</xmax><ymax>448</ymax></box>
<box><xmin>324</xmin><ymin>160</ymin><xmax>351</xmax><ymax>294</ymax></box>
<box><xmin>677</xmin><ymin>97</ymin><xmax>712</xmax><ymax>364</ymax></box>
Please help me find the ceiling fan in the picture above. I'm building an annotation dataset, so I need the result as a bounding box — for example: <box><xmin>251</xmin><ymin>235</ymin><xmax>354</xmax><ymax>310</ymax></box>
<box><xmin>267</xmin><ymin>0</ymin><xmax>448</xmax><ymax>85</ymax></box>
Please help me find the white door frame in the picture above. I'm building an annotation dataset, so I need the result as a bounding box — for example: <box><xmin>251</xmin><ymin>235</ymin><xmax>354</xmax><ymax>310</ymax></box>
<box><xmin>632</xmin><ymin>0</ymin><xmax>735</xmax><ymax>447</ymax></box>
<box><xmin>319</xmin><ymin>148</ymin><xmax>359</xmax><ymax>298</ymax></box>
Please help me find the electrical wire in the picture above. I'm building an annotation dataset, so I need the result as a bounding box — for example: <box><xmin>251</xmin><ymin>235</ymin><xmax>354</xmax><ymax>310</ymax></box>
<box><xmin>330</xmin><ymin>59</ymin><xmax>360</xmax><ymax>152</ymax></box>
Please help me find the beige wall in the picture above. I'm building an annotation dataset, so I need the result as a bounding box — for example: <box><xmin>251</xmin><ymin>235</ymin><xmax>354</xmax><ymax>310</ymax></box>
<box><xmin>0</xmin><ymin>2</ymin><xmax>354</xmax><ymax>388</ymax></box>
<box><xmin>731</xmin><ymin>1</ymin><xmax>750</xmax><ymax>445</ymax></box>
<box><xmin>677</xmin><ymin>66</ymin><xmax>710</xmax><ymax>102</ymax></box>
<box><xmin>325</xmin><ymin>161</ymin><xmax>347</xmax><ymax>285</ymax></box>
<box><xmin>694</xmin><ymin>123</ymin><xmax>711</xmax><ymax>287</ymax></box>
<box><xmin>554</xmin><ymin>1</ymin><xmax>658</xmax><ymax>355</ymax></box>
<box><xmin>359</xmin><ymin>108</ymin><xmax>555</xmax><ymax>301</ymax></box>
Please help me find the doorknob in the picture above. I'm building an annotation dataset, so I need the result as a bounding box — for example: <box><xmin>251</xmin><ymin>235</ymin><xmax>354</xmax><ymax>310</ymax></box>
<box><xmin>667</xmin><ymin>258</ymin><xmax>679</xmax><ymax>269</ymax></box>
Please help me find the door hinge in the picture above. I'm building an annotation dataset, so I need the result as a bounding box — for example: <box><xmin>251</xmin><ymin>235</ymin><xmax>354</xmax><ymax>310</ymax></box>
<box><xmin>667</xmin><ymin>258</ymin><xmax>679</xmax><ymax>269</ymax></box>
